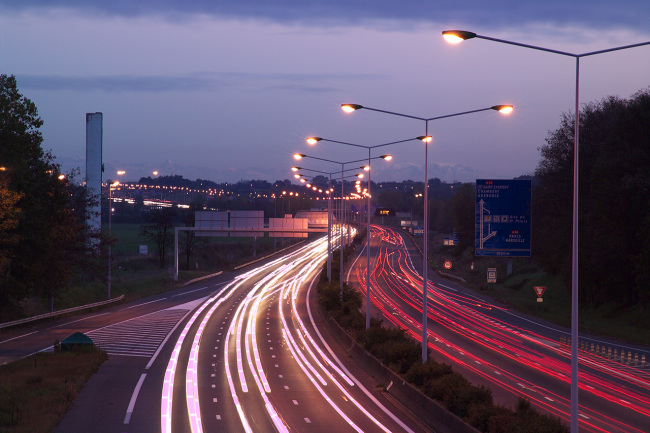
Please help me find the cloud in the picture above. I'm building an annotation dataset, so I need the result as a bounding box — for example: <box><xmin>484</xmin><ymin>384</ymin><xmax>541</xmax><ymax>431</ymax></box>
<box><xmin>17</xmin><ymin>71</ymin><xmax>381</xmax><ymax>94</ymax></box>
<box><xmin>3</xmin><ymin>0</ymin><xmax>649</xmax><ymax>32</ymax></box>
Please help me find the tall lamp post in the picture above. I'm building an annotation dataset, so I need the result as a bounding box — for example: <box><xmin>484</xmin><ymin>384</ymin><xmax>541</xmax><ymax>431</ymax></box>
<box><xmin>293</xmin><ymin>162</ymin><xmax>388</xmax><ymax>290</ymax></box>
<box><xmin>342</xmin><ymin>103</ymin><xmax>513</xmax><ymax>362</ymax></box>
<box><xmin>108</xmin><ymin>180</ymin><xmax>120</xmax><ymax>299</ymax></box>
<box><xmin>293</xmin><ymin>153</ymin><xmax>367</xmax><ymax>298</ymax></box>
<box><xmin>292</xmin><ymin>166</ymin><xmax>337</xmax><ymax>282</ymax></box>
<box><xmin>307</xmin><ymin>136</ymin><xmax>421</xmax><ymax>329</ymax></box>
<box><xmin>442</xmin><ymin>30</ymin><xmax>650</xmax><ymax>432</ymax></box>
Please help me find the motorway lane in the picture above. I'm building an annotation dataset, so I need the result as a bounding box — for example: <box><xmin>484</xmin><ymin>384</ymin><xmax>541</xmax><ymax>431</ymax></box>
<box><xmin>0</xmin><ymin>243</ymin><xmax>308</xmax><ymax>432</ymax></box>
<box><xmin>0</xmin><ymin>278</ymin><xmax>231</xmax><ymax>365</ymax></box>
<box><xmin>161</xmin><ymin>232</ymin><xmax>434</xmax><ymax>433</ymax></box>
<box><xmin>347</xmin><ymin>225</ymin><xmax>650</xmax><ymax>432</ymax></box>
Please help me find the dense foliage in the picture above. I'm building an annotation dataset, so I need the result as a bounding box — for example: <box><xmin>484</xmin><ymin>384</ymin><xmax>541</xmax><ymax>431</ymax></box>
<box><xmin>0</xmin><ymin>75</ymin><xmax>103</xmax><ymax>317</ymax></box>
<box><xmin>533</xmin><ymin>89</ymin><xmax>650</xmax><ymax>308</ymax></box>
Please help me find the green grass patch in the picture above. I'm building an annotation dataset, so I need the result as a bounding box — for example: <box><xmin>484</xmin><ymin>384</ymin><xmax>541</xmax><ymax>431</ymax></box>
<box><xmin>0</xmin><ymin>349</ymin><xmax>108</xmax><ymax>433</ymax></box>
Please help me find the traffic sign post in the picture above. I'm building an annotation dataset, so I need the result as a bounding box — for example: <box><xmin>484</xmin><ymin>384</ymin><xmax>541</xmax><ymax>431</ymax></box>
<box><xmin>487</xmin><ymin>268</ymin><xmax>497</xmax><ymax>283</ymax></box>
<box><xmin>534</xmin><ymin>286</ymin><xmax>546</xmax><ymax>302</ymax></box>
<box><xmin>475</xmin><ymin>179</ymin><xmax>532</xmax><ymax>257</ymax></box>
<box><xmin>443</xmin><ymin>260</ymin><xmax>452</xmax><ymax>270</ymax></box>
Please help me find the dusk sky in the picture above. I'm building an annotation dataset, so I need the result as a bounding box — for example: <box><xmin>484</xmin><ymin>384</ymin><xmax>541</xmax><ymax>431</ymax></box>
<box><xmin>2</xmin><ymin>1</ymin><xmax>649</xmax><ymax>184</ymax></box>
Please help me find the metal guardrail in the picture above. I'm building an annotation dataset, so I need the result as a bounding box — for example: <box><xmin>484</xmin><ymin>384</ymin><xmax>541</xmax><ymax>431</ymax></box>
<box><xmin>0</xmin><ymin>294</ymin><xmax>125</xmax><ymax>331</ymax></box>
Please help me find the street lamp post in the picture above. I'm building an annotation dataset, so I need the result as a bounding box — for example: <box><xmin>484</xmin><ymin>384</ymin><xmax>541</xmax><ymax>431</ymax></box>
<box><xmin>342</xmin><ymin>103</ymin><xmax>513</xmax><ymax>362</ymax></box>
<box><xmin>307</xmin><ymin>136</ymin><xmax>419</xmax><ymax>329</ymax></box>
<box><xmin>108</xmin><ymin>180</ymin><xmax>119</xmax><ymax>299</ymax></box>
<box><xmin>442</xmin><ymin>30</ymin><xmax>650</xmax><ymax>432</ymax></box>
<box><xmin>293</xmin><ymin>153</ymin><xmax>367</xmax><ymax>299</ymax></box>
<box><xmin>292</xmin><ymin>166</ymin><xmax>339</xmax><ymax>283</ymax></box>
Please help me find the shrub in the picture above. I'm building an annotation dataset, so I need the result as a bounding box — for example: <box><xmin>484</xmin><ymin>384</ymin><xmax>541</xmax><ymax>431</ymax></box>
<box><xmin>405</xmin><ymin>360</ymin><xmax>453</xmax><ymax>387</ymax></box>
<box><xmin>357</xmin><ymin>326</ymin><xmax>421</xmax><ymax>373</ymax></box>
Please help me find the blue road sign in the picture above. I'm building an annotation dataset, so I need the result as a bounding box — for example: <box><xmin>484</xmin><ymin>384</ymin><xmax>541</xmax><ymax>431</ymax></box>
<box><xmin>475</xmin><ymin>179</ymin><xmax>531</xmax><ymax>257</ymax></box>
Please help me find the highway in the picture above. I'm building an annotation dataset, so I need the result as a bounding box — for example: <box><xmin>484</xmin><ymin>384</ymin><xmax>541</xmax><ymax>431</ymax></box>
<box><xmin>347</xmin><ymin>225</ymin><xmax>650</xmax><ymax>433</ymax></box>
<box><xmin>160</xmin><ymin>232</ymin><xmax>430</xmax><ymax>433</ymax></box>
<box><xmin>1</xmin><ymin>230</ymin><xmax>433</xmax><ymax>433</ymax></box>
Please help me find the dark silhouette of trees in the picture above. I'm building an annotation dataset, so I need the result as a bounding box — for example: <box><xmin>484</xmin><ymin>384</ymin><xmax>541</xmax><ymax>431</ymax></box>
<box><xmin>140</xmin><ymin>207</ymin><xmax>177</xmax><ymax>268</ymax></box>
<box><xmin>0</xmin><ymin>75</ymin><xmax>103</xmax><ymax>313</ymax></box>
<box><xmin>533</xmin><ymin>88</ymin><xmax>650</xmax><ymax>308</ymax></box>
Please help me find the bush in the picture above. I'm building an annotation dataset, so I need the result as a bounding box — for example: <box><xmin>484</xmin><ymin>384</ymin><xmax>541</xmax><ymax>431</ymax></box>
<box><xmin>424</xmin><ymin>371</ymin><xmax>469</xmax><ymax>401</ymax></box>
<box><xmin>445</xmin><ymin>383</ymin><xmax>493</xmax><ymax>419</ymax></box>
<box><xmin>358</xmin><ymin>326</ymin><xmax>421</xmax><ymax>373</ymax></box>
<box><xmin>405</xmin><ymin>360</ymin><xmax>453</xmax><ymax>387</ymax></box>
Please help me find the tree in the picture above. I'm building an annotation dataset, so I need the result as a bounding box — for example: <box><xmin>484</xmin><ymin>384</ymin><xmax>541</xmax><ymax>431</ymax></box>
<box><xmin>450</xmin><ymin>183</ymin><xmax>475</xmax><ymax>248</ymax></box>
<box><xmin>534</xmin><ymin>88</ymin><xmax>650</xmax><ymax>308</ymax></box>
<box><xmin>140</xmin><ymin>207</ymin><xmax>177</xmax><ymax>268</ymax></box>
<box><xmin>1</xmin><ymin>74</ymin><xmax>102</xmax><ymax>305</ymax></box>
<box><xmin>182</xmin><ymin>198</ymin><xmax>203</xmax><ymax>270</ymax></box>
<box><xmin>0</xmin><ymin>176</ymin><xmax>23</xmax><ymax>287</ymax></box>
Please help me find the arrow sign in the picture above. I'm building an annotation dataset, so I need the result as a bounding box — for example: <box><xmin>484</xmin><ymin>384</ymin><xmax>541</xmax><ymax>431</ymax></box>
<box><xmin>534</xmin><ymin>286</ymin><xmax>546</xmax><ymax>298</ymax></box>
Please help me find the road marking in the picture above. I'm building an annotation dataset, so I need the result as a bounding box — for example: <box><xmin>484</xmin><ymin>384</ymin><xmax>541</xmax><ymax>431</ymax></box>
<box><xmin>216</xmin><ymin>415</ymin><xmax>221</xmax><ymax>420</ymax></box>
<box><xmin>0</xmin><ymin>331</ymin><xmax>38</xmax><ymax>345</ymax></box>
<box><xmin>122</xmin><ymin>298</ymin><xmax>165</xmax><ymax>309</ymax></box>
<box><xmin>293</xmin><ymin>400</ymin><xmax>299</xmax><ymax>405</ymax></box>
<box><xmin>171</xmin><ymin>286</ymin><xmax>210</xmax><ymax>297</ymax></box>
<box><xmin>305</xmin><ymin>418</ymin><xmax>311</xmax><ymax>423</ymax></box>
<box><xmin>89</xmin><ymin>309</ymin><xmax>187</xmax><ymax>358</ymax></box>
<box><xmin>49</xmin><ymin>312</ymin><xmax>109</xmax><ymax>329</ymax></box>
<box><xmin>124</xmin><ymin>373</ymin><xmax>147</xmax><ymax>424</ymax></box>
<box><xmin>213</xmin><ymin>398</ymin><xmax>218</xmax><ymax>402</ymax></box>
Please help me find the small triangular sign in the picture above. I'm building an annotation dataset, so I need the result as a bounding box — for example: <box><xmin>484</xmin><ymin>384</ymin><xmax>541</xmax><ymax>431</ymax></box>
<box><xmin>534</xmin><ymin>286</ymin><xmax>546</xmax><ymax>297</ymax></box>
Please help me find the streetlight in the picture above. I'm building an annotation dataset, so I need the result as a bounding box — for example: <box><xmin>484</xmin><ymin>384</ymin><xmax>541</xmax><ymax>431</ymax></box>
<box><xmin>293</xmin><ymin>166</ymin><xmax>336</xmax><ymax>282</ymax></box>
<box><xmin>293</xmin><ymin>152</ymin><xmax>378</xmax><ymax>301</ymax></box>
<box><xmin>108</xmin><ymin>180</ymin><xmax>120</xmax><ymax>299</ymax></box>
<box><xmin>342</xmin><ymin>103</ymin><xmax>513</xmax><ymax>361</ymax></box>
<box><xmin>306</xmin><ymin>136</ymin><xmax>418</xmax><ymax>329</ymax></box>
<box><xmin>442</xmin><ymin>29</ymin><xmax>650</xmax><ymax>432</ymax></box>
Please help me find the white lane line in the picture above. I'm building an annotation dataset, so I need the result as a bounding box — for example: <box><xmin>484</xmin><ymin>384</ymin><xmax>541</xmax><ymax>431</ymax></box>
<box><xmin>122</xmin><ymin>299</ymin><xmax>165</xmax><ymax>309</ymax></box>
<box><xmin>305</xmin><ymin>272</ymin><xmax>417</xmax><ymax>433</ymax></box>
<box><xmin>0</xmin><ymin>331</ymin><xmax>38</xmax><ymax>345</ymax></box>
<box><xmin>124</xmin><ymin>373</ymin><xmax>147</xmax><ymax>424</ymax></box>
<box><xmin>49</xmin><ymin>312</ymin><xmax>110</xmax><ymax>329</ymax></box>
<box><xmin>171</xmin><ymin>286</ymin><xmax>210</xmax><ymax>297</ymax></box>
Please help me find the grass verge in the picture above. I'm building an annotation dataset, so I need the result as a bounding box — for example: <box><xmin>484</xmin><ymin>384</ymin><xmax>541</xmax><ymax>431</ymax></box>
<box><xmin>0</xmin><ymin>349</ymin><xmax>108</xmax><ymax>433</ymax></box>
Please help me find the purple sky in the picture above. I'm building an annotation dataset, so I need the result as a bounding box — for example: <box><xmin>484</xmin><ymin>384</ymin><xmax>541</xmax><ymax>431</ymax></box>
<box><xmin>2</xmin><ymin>1</ymin><xmax>649</xmax><ymax>184</ymax></box>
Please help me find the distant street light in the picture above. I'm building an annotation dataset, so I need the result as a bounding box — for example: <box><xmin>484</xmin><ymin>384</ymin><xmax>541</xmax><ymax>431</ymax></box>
<box><xmin>442</xmin><ymin>29</ymin><xmax>650</xmax><ymax>432</ymax></box>
<box><xmin>342</xmin><ymin>102</ymin><xmax>513</xmax><ymax>361</ymax></box>
<box><xmin>108</xmin><ymin>180</ymin><xmax>120</xmax><ymax>299</ymax></box>
<box><xmin>293</xmin><ymin>152</ymin><xmax>381</xmax><ymax>301</ymax></box>
<box><xmin>306</xmin><ymin>135</ymin><xmax>420</xmax><ymax>329</ymax></box>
